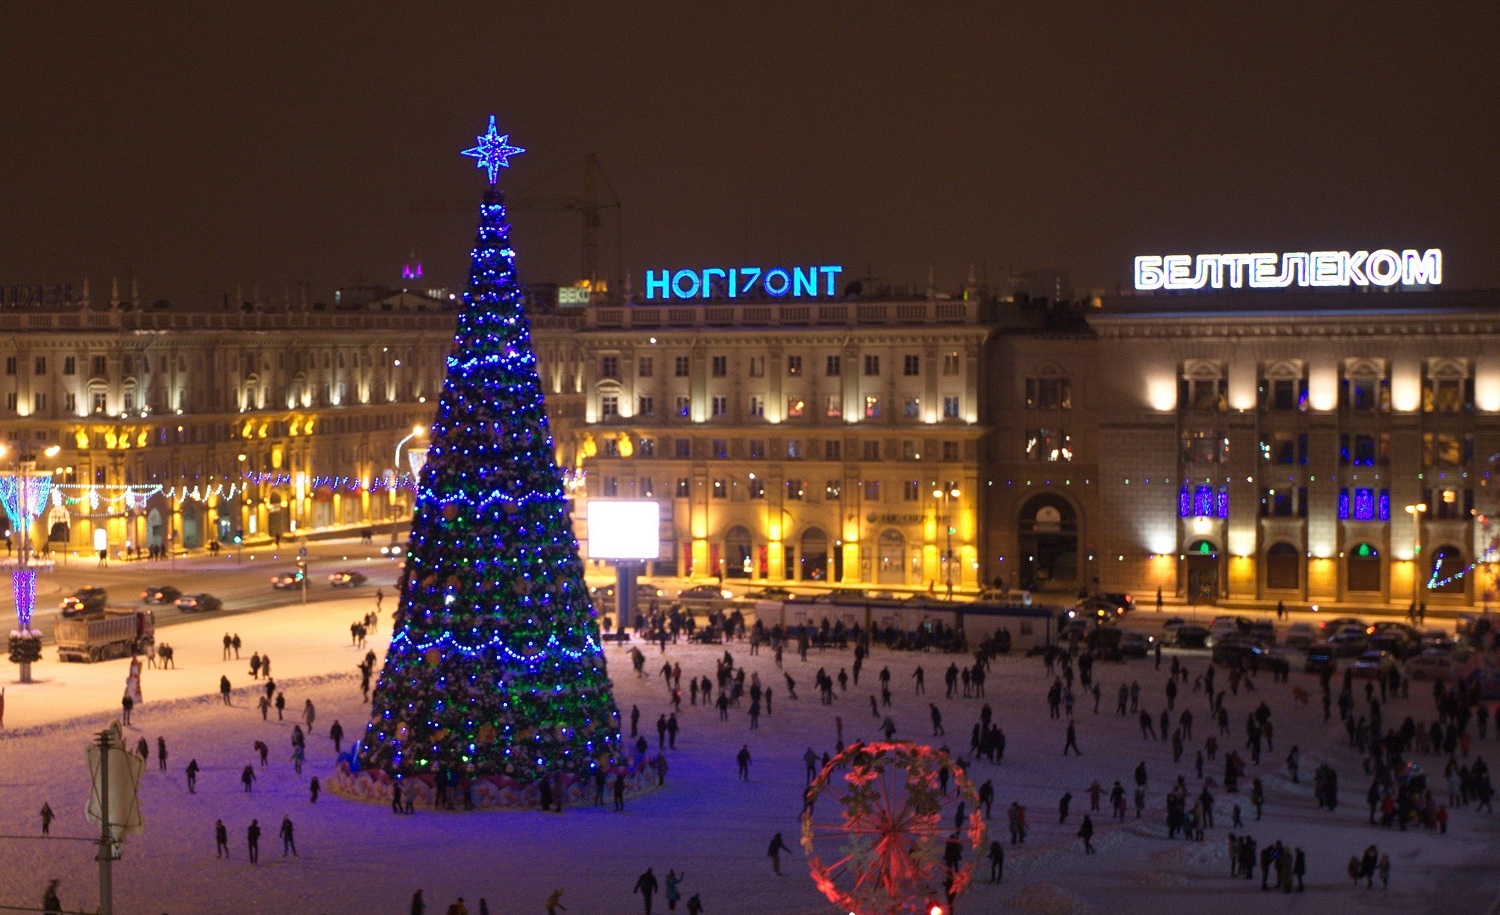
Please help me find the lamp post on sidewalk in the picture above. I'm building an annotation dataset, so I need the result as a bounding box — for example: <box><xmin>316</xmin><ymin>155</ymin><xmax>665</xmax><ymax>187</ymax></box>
<box><xmin>1405</xmin><ymin>501</ymin><xmax>1428</xmax><ymax>615</ymax></box>
<box><xmin>933</xmin><ymin>483</ymin><xmax>960</xmax><ymax>600</ymax></box>
<box><xmin>389</xmin><ymin>425</ymin><xmax>426</xmax><ymax>546</ymax></box>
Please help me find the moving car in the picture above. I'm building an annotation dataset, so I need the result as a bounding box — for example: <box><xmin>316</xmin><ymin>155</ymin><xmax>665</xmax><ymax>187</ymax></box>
<box><xmin>140</xmin><ymin>585</ymin><xmax>182</xmax><ymax>604</ymax></box>
<box><xmin>271</xmin><ymin>572</ymin><xmax>306</xmax><ymax>590</ymax></box>
<box><xmin>1316</xmin><ymin>616</ymin><xmax>1367</xmax><ymax>638</ymax></box>
<box><xmin>327</xmin><ymin>570</ymin><xmax>368</xmax><ymax>588</ymax></box>
<box><xmin>1212</xmin><ymin>639</ymin><xmax>1281</xmax><ymax>669</ymax></box>
<box><xmin>677</xmin><ymin>584</ymin><xmax>733</xmax><ymax>601</ymax></box>
<box><xmin>1096</xmin><ymin>592</ymin><xmax>1136</xmax><ymax>614</ymax></box>
<box><xmin>174</xmin><ymin>593</ymin><xmax>223</xmax><ymax>613</ymax></box>
<box><xmin>1070</xmin><ymin>596</ymin><xmax>1130</xmax><ymax>621</ymax></box>
<box><xmin>60</xmin><ymin>587</ymin><xmax>109</xmax><ymax>619</ymax></box>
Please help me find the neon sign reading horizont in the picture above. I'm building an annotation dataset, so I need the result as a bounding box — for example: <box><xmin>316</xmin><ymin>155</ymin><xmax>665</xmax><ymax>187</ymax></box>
<box><xmin>1134</xmin><ymin>248</ymin><xmax>1441</xmax><ymax>291</ymax></box>
<box><xmin>645</xmin><ymin>265</ymin><xmax>843</xmax><ymax>301</ymax></box>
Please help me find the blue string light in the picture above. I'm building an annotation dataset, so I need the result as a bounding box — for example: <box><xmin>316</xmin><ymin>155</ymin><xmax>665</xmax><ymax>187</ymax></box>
<box><xmin>460</xmin><ymin>115</ymin><xmax>525</xmax><ymax>185</ymax></box>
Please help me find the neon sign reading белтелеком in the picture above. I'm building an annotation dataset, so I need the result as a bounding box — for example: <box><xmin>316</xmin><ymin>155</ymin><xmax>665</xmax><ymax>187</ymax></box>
<box><xmin>645</xmin><ymin>265</ymin><xmax>843</xmax><ymax>301</ymax></box>
<box><xmin>1134</xmin><ymin>249</ymin><xmax>1441</xmax><ymax>291</ymax></box>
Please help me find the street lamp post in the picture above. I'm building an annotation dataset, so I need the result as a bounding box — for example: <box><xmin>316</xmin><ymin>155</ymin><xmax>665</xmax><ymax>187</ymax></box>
<box><xmin>1405</xmin><ymin>501</ymin><xmax>1428</xmax><ymax>615</ymax></box>
<box><xmin>933</xmin><ymin>484</ymin><xmax>960</xmax><ymax>600</ymax></box>
<box><xmin>390</xmin><ymin>425</ymin><xmax>425</xmax><ymax>545</ymax></box>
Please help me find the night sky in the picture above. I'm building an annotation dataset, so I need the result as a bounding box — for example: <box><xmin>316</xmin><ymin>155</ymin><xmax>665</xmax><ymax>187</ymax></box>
<box><xmin>4</xmin><ymin>4</ymin><xmax>1496</xmax><ymax>306</ymax></box>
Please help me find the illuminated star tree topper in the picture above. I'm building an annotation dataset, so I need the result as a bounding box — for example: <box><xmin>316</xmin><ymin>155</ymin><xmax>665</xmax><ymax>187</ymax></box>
<box><xmin>460</xmin><ymin>115</ymin><xmax>526</xmax><ymax>184</ymax></box>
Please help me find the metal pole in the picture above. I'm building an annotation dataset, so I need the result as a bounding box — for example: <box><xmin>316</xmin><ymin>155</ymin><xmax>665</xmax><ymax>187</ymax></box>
<box><xmin>16</xmin><ymin>462</ymin><xmax>32</xmax><ymax>683</ymax></box>
<box><xmin>96</xmin><ymin>729</ymin><xmax>113</xmax><ymax>915</ymax></box>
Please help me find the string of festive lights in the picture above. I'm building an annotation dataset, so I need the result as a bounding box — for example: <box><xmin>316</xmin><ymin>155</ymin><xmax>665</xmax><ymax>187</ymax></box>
<box><xmin>12</xmin><ymin>568</ymin><xmax>35</xmax><ymax>632</ymax></box>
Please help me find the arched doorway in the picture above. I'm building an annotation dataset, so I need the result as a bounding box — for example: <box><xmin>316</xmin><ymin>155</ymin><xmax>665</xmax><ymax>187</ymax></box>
<box><xmin>1265</xmin><ymin>542</ymin><xmax>1300</xmax><ymax>591</ymax></box>
<box><xmin>1186</xmin><ymin>539</ymin><xmax>1219</xmax><ymax>605</ymax></box>
<box><xmin>1346</xmin><ymin>543</ymin><xmax>1381</xmax><ymax>593</ymax></box>
<box><xmin>147</xmin><ymin>508</ymin><xmax>165</xmax><ymax>549</ymax></box>
<box><xmin>1017</xmin><ymin>493</ymin><xmax>1078</xmax><ymax>592</ymax></box>
<box><xmin>877</xmin><ymin>530</ymin><xmax>906</xmax><ymax>585</ymax></box>
<box><xmin>724</xmin><ymin>526</ymin><xmax>752</xmax><ymax>579</ymax></box>
<box><xmin>1428</xmin><ymin>545</ymin><xmax>1466</xmax><ymax>595</ymax></box>
<box><xmin>800</xmin><ymin>528</ymin><xmax>829</xmax><ymax>581</ymax></box>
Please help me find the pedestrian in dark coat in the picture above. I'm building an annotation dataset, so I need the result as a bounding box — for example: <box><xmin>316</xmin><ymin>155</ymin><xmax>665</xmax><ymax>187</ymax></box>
<box><xmin>329</xmin><ymin>720</ymin><xmax>344</xmax><ymax>754</ymax></box>
<box><xmin>1078</xmin><ymin>815</ymin><xmax>1095</xmax><ymax>854</ymax></box>
<box><xmin>411</xmin><ymin>890</ymin><xmax>425</xmax><ymax>915</ymax></box>
<box><xmin>241</xmin><ymin>765</ymin><xmax>255</xmax><ymax>793</ymax></box>
<box><xmin>633</xmin><ymin>867</ymin><xmax>659</xmax><ymax>915</ymax></box>
<box><xmin>247</xmin><ymin>819</ymin><xmax>261</xmax><ymax>863</ymax></box>
<box><xmin>988</xmin><ymin>840</ymin><xmax>1004</xmax><ymax>882</ymax></box>
<box><xmin>279</xmin><ymin>816</ymin><xmax>296</xmax><ymax>856</ymax></box>
<box><xmin>767</xmin><ymin>832</ymin><xmax>790</xmax><ymax>875</ymax></box>
<box><xmin>215</xmin><ymin>819</ymin><xmax>229</xmax><ymax>857</ymax></box>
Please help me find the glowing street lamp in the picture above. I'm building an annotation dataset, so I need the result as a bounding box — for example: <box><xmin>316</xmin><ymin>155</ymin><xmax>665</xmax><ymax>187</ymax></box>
<box><xmin>1405</xmin><ymin>502</ymin><xmax>1427</xmax><ymax>610</ymax></box>
<box><xmin>933</xmin><ymin>484</ymin><xmax>961</xmax><ymax>599</ymax></box>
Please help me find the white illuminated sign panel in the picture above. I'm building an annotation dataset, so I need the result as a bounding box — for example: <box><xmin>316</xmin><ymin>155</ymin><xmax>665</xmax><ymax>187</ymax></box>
<box><xmin>1134</xmin><ymin>248</ymin><xmax>1442</xmax><ymax>291</ymax></box>
<box><xmin>645</xmin><ymin>264</ymin><xmax>843</xmax><ymax>301</ymax></box>
<box><xmin>586</xmin><ymin>500</ymin><xmax>660</xmax><ymax>560</ymax></box>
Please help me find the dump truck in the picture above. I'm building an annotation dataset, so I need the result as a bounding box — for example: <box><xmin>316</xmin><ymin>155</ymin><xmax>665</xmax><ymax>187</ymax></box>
<box><xmin>55</xmin><ymin>608</ymin><xmax>155</xmax><ymax>663</ymax></box>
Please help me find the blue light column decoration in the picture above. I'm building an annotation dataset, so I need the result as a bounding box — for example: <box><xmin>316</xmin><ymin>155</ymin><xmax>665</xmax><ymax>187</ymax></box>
<box><xmin>346</xmin><ymin>117</ymin><xmax>632</xmax><ymax>809</ymax></box>
<box><xmin>1</xmin><ymin>468</ymin><xmax>53</xmax><ymax>680</ymax></box>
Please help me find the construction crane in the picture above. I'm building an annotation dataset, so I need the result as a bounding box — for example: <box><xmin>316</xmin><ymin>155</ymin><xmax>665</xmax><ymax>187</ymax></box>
<box><xmin>411</xmin><ymin>153</ymin><xmax>623</xmax><ymax>291</ymax></box>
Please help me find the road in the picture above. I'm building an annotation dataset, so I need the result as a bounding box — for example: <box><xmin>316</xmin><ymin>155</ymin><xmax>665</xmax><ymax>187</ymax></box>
<box><xmin>19</xmin><ymin>536</ymin><xmax>408</xmax><ymax>638</ymax></box>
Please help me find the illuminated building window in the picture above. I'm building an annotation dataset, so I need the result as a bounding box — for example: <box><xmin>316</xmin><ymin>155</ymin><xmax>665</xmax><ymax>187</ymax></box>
<box><xmin>675</xmin><ymin>396</ymin><xmax>690</xmax><ymax>418</ymax></box>
<box><xmin>748</xmin><ymin>396</ymin><xmax>764</xmax><ymax>417</ymax></box>
<box><xmin>787</xmin><ymin>355</ymin><xmax>803</xmax><ymax>377</ymax></box>
<box><xmin>712</xmin><ymin>479</ymin><xmax>726</xmax><ymax>499</ymax></box>
<box><xmin>826</xmin><ymin>395</ymin><xmax>842</xmax><ymax>418</ymax></box>
<box><xmin>675</xmin><ymin>477</ymin><xmax>690</xmax><ymax>497</ymax></box>
<box><xmin>1180</xmin><ymin>430</ymin><xmax>1229</xmax><ymax>463</ymax></box>
<box><xmin>637</xmin><ymin>396</ymin><xmax>654</xmax><ymax>417</ymax></box>
<box><xmin>600</xmin><ymin>394</ymin><xmax>618</xmax><ymax>418</ymax></box>
<box><xmin>825</xmin><ymin>481</ymin><xmax>841</xmax><ymax>499</ymax></box>
<box><xmin>903</xmin><ymin>480</ymin><xmax>920</xmax><ymax>501</ymax></box>
<box><xmin>787</xmin><ymin>397</ymin><xmax>805</xmax><ymax>418</ymax></box>
<box><xmin>787</xmin><ymin>439</ymin><xmax>803</xmax><ymax>459</ymax></box>
<box><xmin>711</xmin><ymin>396</ymin><xmax>727</xmax><ymax>417</ymax></box>
<box><xmin>1422</xmin><ymin>432</ymin><xmax>1473</xmax><ymax>468</ymax></box>
<box><xmin>942</xmin><ymin>396</ymin><xmax>960</xmax><ymax>419</ymax></box>
<box><xmin>903</xmin><ymin>398</ymin><xmax>921</xmax><ymax>419</ymax></box>
<box><xmin>1025</xmin><ymin>429</ymin><xmax>1072</xmax><ymax>462</ymax></box>
<box><xmin>786</xmin><ymin>480</ymin><xmax>805</xmax><ymax>501</ymax></box>
<box><xmin>748</xmin><ymin>477</ymin><xmax>764</xmax><ymax>499</ymax></box>
<box><xmin>749</xmin><ymin>440</ymin><xmax>765</xmax><ymax>459</ymax></box>
<box><xmin>711</xmin><ymin>439</ymin><xmax>727</xmax><ymax>459</ymax></box>
<box><xmin>602</xmin><ymin>438</ymin><xmax>619</xmax><ymax>457</ymax></box>
<box><xmin>638</xmin><ymin>438</ymin><xmax>655</xmax><ymax>458</ymax></box>
<box><xmin>641</xmin><ymin>477</ymin><xmax>655</xmax><ymax>497</ymax></box>
<box><xmin>1339</xmin><ymin>433</ymin><xmax>1388</xmax><ymax>466</ymax></box>
<box><xmin>942</xmin><ymin>352</ymin><xmax>960</xmax><ymax>376</ymax></box>
<box><xmin>1026</xmin><ymin>376</ymin><xmax>1072</xmax><ymax>410</ymax></box>
<box><xmin>864</xmin><ymin>396</ymin><xmax>880</xmax><ymax>418</ymax></box>
<box><xmin>901</xmin><ymin>440</ymin><xmax>919</xmax><ymax>460</ymax></box>
<box><xmin>1260</xmin><ymin>432</ymin><xmax>1306</xmax><ymax>465</ymax></box>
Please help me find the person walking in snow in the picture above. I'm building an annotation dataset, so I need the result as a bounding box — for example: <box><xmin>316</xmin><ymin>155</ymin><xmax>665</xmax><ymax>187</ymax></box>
<box><xmin>246</xmin><ymin>819</ymin><xmax>261</xmax><ymax>864</ymax></box>
<box><xmin>38</xmin><ymin>803</ymin><xmax>53</xmax><ymax>836</ymax></box>
<box><xmin>186</xmin><ymin>759</ymin><xmax>199</xmax><ymax>793</ymax></box>
<box><xmin>736</xmin><ymin>745</ymin><xmax>752</xmax><ymax>780</ymax></box>
<box><xmin>329</xmin><ymin>720</ymin><xmax>344</xmax><ymax>754</ymax></box>
<box><xmin>767</xmin><ymin>832</ymin><xmax>790</xmax><ymax>875</ymax></box>
<box><xmin>215</xmin><ymin>819</ymin><xmax>229</xmax><ymax>858</ymax></box>
<box><xmin>241</xmin><ymin>765</ymin><xmax>256</xmax><ymax>793</ymax></box>
<box><xmin>279</xmin><ymin>816</ymin><xmax>297</xmax><ymax>856</ymax></box>
<box><xmin>664</xmin><ymin>869</ymin><xmax>684</xmax><ymax>911</ymax></box>
<box><xmin>303</xmin><ymin>699</ymin><xmax>316</xmax><ymax>732</ymax></box>
<box><xmin>633</xmin><ymin>867</ymin><xmax>659</xmax><ymax>915</ymax></box>
<box><xmin>219</xmin><ymin>675</ymin><xmax>232</xmax><ymax>705</ymax></box>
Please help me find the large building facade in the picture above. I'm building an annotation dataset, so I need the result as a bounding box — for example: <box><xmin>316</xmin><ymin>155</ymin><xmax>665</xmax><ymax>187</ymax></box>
<box><xmin>0</xmin><ymin>282</ymin><xmax>1493</xmax><ymax>612</ymax></box>
<box><xmin>984</xmin><ymin>289</ymin><xmax>1500</xmax><ymax>611</ymax></box>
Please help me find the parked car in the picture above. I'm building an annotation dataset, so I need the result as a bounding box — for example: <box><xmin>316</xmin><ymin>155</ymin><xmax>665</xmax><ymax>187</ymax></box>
<box><xmin>811</xmin><ymin>588</ymin><xmax>870</xmax><ymax>605</ymax></box>
<box><xmin>1367</xmin><ymin>632</ymin><xmax>1420</xmax><ymax>660</ymax></box>
<box><xmin>977</xmin><ymin>588</ymin><xmax>1033</xmax><ymax>605</ymax></box>
<box><xmin>1120</xmin><ymin>630</ymin><xmax>1154</xmax><ymax>658</ymax></box>
<box><xmin>1172</xmin><ymin>625</ymin><xmax>1211</xmax><ymax>649</ymax></box>
<box><xmin>1070</xmin><ymin>596</ymin><xmax>1130</xmax><ymax>621</ymax></box>
<box><xmin>1326</xmin><ymin>627</ymin><xmax>1370</xmax><ymax>657</ymax></box>
<box><xmin>1249</xmin><ymin>620</ymin><xmax>1277</xmax><ymax>645</ymax></box>
<box><xmin>174</xmin><ymin>593</ymin><xmax>223</xmax><ymax>613</ymax></box>
<box><xmin>1348</xmin><ymin>650</ymin><xmax>1396</xmax><ymax>678</ymax></box>
<box><xmin>1304</xmin><ymin>644</ymin><xmax>1336</xmax><ymax>674</ymax></box>
<box><xmin>1096</xmin><ymin>592</ymin><xmax>1136</xmax><ymax>614</ymax></box>
<box><xmin>1283</xmin><ymin>622</ymin><xmax>1316</xmax><ymax>649</ymax></box>
<box><xmin>140</xmin><ymin>585</ymin><xmax>182</xmax><ymax>604</ymax></box>
<box><xmin>1405</xmin><ymin>651</ymin><xmax>1456</xmax><ymax>681</ymax></box>
<box><xmin>327</xmin><ymin>570</ymin><xmax>368</xmax><ymax>588</ymax></box>
<box><xmin>270</xmin><ymin>572</ymin><xmax>306</xmax><ymax>590</ymax></box>
<box><xmin>1213</xmin><ymin>639</ymin><xmax>1283</xmax><ymax>670</ymax></box>
<box><xmin>60</xmin><ymin>587</ymin><xmax>109</xmax><ymax>619</ymax></box>
<box><xmin>1317</xmin><ymin>616</ymin><xmax>1367</xmax><ymax>638</ymax></box>
<box><xmin>744</xmin><ymin>586</ymin><xmax>796</xmax><ymax>601</ymax></box>
<box><xmin>677</xmin><ymin>584</ymin><xmax>734</xmax><ymax>601</ymax></box>
<box><xmin>1421</xmin><ymin>631</ymin><xmax>1473</xmax><ymax>661</ymax></box>
<box><xmin>1160</xmin><ymin>616</ymin><xmax>1188</xmax><ymax>639</ymax></box>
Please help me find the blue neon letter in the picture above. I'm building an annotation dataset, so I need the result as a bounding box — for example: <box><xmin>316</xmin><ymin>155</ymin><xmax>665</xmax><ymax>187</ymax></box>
<box><xmin>671</xmin><ymin>269</ymin><xmax>701</xmax><ymax>299</ymax></box>
<box><xmin>820</xmin><ymin>265</ymin><xmax>843</xmax><ymax>295</ymax></box>
<box><xmin>703</xmin><ymin>267</ymin><xmax>727</xmax><ymax>299</ymax></box>
<box><xmin>792</xmin><ymin>267</ymin><xmax>818</xmax><ymax>297</ymax></box>
<box><xmin>645</xmin><ymin>270</ymin><xmax>669</xmax><ymax>300</ymax></box>
<box><xmin>764</xmin><ymin>268</ymin><xmax>791</xmax><ymax>297</ymax></box>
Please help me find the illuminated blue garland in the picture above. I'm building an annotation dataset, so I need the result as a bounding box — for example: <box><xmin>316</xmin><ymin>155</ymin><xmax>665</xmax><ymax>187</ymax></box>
<box><xmin>390</xmin><ymin>629</ymin><xmax>603</xmax><ymax>666</ymax></box>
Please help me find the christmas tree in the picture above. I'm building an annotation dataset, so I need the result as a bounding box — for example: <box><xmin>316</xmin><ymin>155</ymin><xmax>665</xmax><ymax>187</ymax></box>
<box><xmin>350</xmin><ymin>117</ymin><xmax>626</xmax><ymax>803</ymax></box>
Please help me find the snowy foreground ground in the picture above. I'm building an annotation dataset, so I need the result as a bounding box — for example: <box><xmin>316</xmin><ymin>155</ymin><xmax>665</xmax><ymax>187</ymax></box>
<box><xmin>0</xmin><ymin>600</ymin><xmax>1496</xmax><ymax>915</ymax></box>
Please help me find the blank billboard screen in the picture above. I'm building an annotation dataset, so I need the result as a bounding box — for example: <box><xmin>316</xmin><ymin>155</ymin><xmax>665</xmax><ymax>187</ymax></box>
<box><xmin>586</xmin><ymin>500</ymin><xmax>660</xmax><ymax>560</ymax></box>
